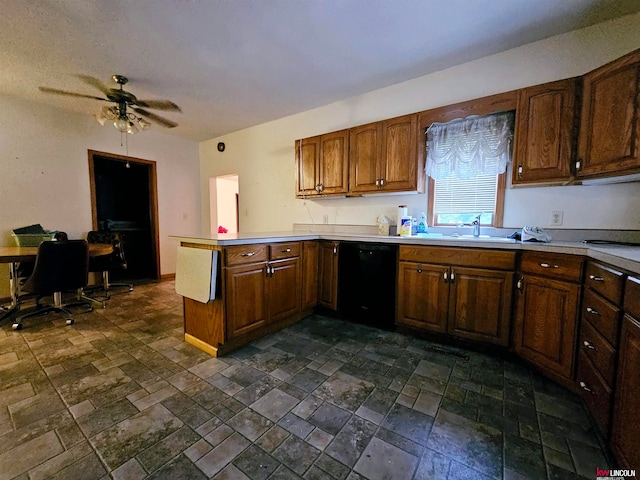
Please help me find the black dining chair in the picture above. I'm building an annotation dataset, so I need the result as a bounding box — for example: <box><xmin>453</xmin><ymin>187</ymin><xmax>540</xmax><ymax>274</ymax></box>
<box><xmin>84</xmin><ymin>230</ymin><xmax>133</xmax><ymax>302</ymax></box>
<box><xmin>13</xmin><ymin>239</ymin><xmax>92</xmax><ymax>330</ymax></box>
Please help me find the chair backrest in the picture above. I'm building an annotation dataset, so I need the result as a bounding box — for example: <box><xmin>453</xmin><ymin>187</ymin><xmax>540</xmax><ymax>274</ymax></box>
<box><xmin>87</xmin><ymin>230</ymin><xmax>127</xmax><ymax>269</ymax></box>
<box><xmin>21</xmin><ymin>240</ymin><xmax>89</xmax><ymax>295</ymax></box>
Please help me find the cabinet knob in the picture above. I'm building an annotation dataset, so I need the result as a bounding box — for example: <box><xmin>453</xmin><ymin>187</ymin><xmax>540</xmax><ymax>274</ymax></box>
<box><xmin>586</xmin><ymin>307</ymin><xmax>600</xmax><ymax>316</ymax></box>
<box><xmin>375</xmin><ymin>179</ymin><xmax>380</xmax><ymax>186</ymax></box>
<box><xmin>517</xmin><ymin>276</ymin><xmax>524</xmax><ymax>293</ymax></box>
<box><xmin>443</xmin><ymin>270</ymin><xmax>448</xmax><ymax>282</ymax></box>
<box><xmin>380</xmin><ymin>178</ymin><xmax>385</xmax><ymax>186</ymax></box>
<box><xmin>583</xmin><ymin>340</ymin><xmax>597</xmax><ymax>351</ymax></box>
<box><xmin>241</xmin><ymin>252</ymin><xmax>255</xmax><ymax>257</ymax></box>
<box><xmin>417</xmin><ymin>264</ymin><xmax>422</xmax><ymax>273</ymax></box>
<box><xmin>576</xmin><ymin>159</ymin><xmax>582</xmax><ymax>171</ymax></box>
<box><xmin>589</xmin><ymin>275</ymin><xmax>604</xmax><ymax>282</ymax></box>
<box><xmin>450</xmin><ymin>269</ymin><xmax>455</xmax><ymax>283</ymax></box>
<box><xmin>579</xmin><ymin>381</ymin><xmax>593</xmax><ymax>394</ymax></box>
<box><xmin>333</xmin><ymin>246</ymin><xmax>337</xmax><ymax>255</ymax></box>
<box><xmin>517</xmin><ymin>165</ymin><xmax>523</xmax><ymax>178</ymax></box>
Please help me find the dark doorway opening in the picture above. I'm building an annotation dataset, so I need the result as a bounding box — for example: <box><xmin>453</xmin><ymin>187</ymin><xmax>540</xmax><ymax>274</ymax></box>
<box><xmin>88</xmin><ymin>150</ymin><xmax>160</xmax><ymax>282</ymax></box>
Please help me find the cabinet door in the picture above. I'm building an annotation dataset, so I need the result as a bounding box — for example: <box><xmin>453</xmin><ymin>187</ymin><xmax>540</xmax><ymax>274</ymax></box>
<box><xmin>318</xmin><ymin>241</ymin><xmax>339</xmax><ymax>310</ymax></box>
<box><xmin>396</xmin><ymin>261</ymin><xmax>449</xmax><ymax>333</ymax></box>
<box><xmin>578</xmin><ymin>49</ymin><xmax>640</xmax><ymax>178</ymax></box>
<box><xmin>268</xmin><ymin>258</ymin><xmax>301</xmax><ymax>323</ymax></box>
<box><xmin>514</xmin><ymin>275</ymin><xmax>580</xmax><ymax>379</ymax></box>
<box><xmin>611</xmin><ymin>314</ymin><xmax>640</xmax><ymax>469</ymax></box>
<box><xmin>318</xmin><ymin>130</ymin><xmax>349</xmax><ymax>195</ymax></box>
<box><xmin>513</xmin><ymin>78</ymin><xmax>576</xmax><ymax>184</ymax></box>
<box><xmin>302</xmin><ymin>241</ymin><xmax>319</xmax><ymax>310</ymax></box>
<box><xmin>349</xmin><ymin>122</ymin><xmax>382</xmax><ymax>193</ymax></box>
<box><xmin>380</xmin><ymin>114</ymin><xmax>418</xmax><ymax>191</ymax></box>
<box><xmin>295</xmin><ymin>136</ymin><xmax>320</xmax><ymax>197</ymax></box>
<box><xmin>225</xmin><ymin>263</ymin><xmax>268</xmax><ymax>338</ymax></box>
<box><xmin>448</xmin><ymin>267</ymin><xmax>513</xmax><ymax>346</ymax></box>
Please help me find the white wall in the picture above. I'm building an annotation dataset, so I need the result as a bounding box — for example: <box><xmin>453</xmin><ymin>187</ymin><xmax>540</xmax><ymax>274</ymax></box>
<box><xmin>200</xmin><ymin>12</ymin><xmax>640</xmax><ymax>234</ymax></box>
<box><xmin>0</xmin><ymin>95</ymin><xmax>200</xmax><ymax>296</ymax></box>
<box><xmin>216</xmin><ymin>175</ymin><xmax>239</xmax><ymax>233</ymax></box>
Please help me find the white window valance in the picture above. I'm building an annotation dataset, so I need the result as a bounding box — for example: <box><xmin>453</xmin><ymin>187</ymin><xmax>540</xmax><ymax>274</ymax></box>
<box><xmin>425</xmin><ymin>111</ymin><xmax>514</xmax><ymax>180</ymax></box>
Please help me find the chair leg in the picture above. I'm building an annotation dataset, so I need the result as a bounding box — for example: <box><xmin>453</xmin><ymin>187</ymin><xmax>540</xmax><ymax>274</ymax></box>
<box><xmin>77</xmin><ymin>288</ymin><xmax>106</xmax><ymax>309</ymax></box>
<box><xmin>102</xmin><ymin>271</ymin><xmax>133</xmax><ymax>298</ymax></box>
<box><xmin>12</xmin><ymin>292</ymin><xmax>78</xmax><ymax>330</ymax></box>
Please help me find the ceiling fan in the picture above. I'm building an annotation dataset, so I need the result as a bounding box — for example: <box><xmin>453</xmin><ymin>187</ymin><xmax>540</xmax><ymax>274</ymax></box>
<box><xmin>39</xmin><ymin>74</ymin><xmax>182</xmax><ymax>134</ymax></box>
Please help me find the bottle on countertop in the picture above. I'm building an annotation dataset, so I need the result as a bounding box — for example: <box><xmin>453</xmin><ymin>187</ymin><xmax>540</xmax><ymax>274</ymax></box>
<box><xmin>418</xmin><ymin>212</ymin><xmax>427</xmax><ymax>233</ymax></box>
<box><xmin>411</xmin><ymin>218</ymin><xmax>418</xmax><ymax>235</ymax></box>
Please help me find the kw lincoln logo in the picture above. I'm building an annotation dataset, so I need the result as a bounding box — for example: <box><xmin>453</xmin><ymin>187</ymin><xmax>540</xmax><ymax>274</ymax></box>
<box><xmin>596</xmin><ymin>468</ymin><xmax>636</xmax><ymax>479</ymax></box>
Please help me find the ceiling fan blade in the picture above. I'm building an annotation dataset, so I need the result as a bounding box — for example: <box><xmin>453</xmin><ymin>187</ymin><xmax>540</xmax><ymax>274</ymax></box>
<box><xmin>134</xmin><ymin>99</ymin><xmax>182</xmax><ymax>112</ymax></box>
<box><xmin>39</xmin><ymin>87</ymin><xmax>107</xmax><ymax>101</ymax></box>
<box><xmin>132</xmin><ymin>107</ymin><xmax>178</xmax><ymax>128</ymax></box>
<box><xmin>75</xmin><ymin>75</ymin><xmax>110</xmax><ymax>94</ymax></box>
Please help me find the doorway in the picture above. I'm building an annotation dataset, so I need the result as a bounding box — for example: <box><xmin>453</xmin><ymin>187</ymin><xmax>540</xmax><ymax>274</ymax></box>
<box><xmin>210</xmin><ymin>174</ymin><xmax>239</xmax><ymax>234</ymax></box>
<box><xmin>88</xmin><ymin>150</ymin><xmax>160</xmax><ymax>281</ymax></box>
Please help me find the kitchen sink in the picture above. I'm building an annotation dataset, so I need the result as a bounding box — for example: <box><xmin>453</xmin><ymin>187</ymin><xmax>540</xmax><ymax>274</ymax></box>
<box><xmin>453</xmin><ymin>235</ymin><xmax>516</xmax><ymax>243</ymax></box>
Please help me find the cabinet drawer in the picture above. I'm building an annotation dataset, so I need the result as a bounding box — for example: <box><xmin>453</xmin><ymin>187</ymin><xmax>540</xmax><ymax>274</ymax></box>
<box><xmin>519</xmin><ymin>251</ymin><xmax>583</xmax><ymax>282</ymax></box>
<box><xmin>224</xmin><ymin>244</ymin><xmax>268</xmax><ymax>266</ymax></box>
<box><xmin>576</xmin><ymin>350</ymin><xmax>613</xmax><ymax>436</ymax></box>
<box><xmin>399</xmin><ymin>246</ymin><xmax>516</xmax><ymax>270</ymax></box>
<box><xmin>580</xmin><ymin>319</ymin><xmax>617</xmax><ymax>386</ymax></box>
<box><xmin>269</xmin><ymin>242</ymin><xmax>301</xmax><ymax>260</ymax></box>
<box><xmin>585</xmin><ymin>261</ymin><xmax>624</xmax><ymax>305</ymax></box>
<box><xmin>624</xmin><ymin>276</ymin><xmax>640</xmax><ymax>319</ymax></box>
<box><xmin>582</xmin><ymin>288</ymin><xmax>622</xmax><ymax>346</ymax></box>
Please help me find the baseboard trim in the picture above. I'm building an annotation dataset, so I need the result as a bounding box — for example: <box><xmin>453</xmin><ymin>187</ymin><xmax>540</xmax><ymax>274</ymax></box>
<box><xmin>184</xmin><ymin>333</ymin><xmax>218</xmax><ymax>357</ymax></box>
<box><xmin>160</xmin><ymin>273</ymin><xmax>175</xmax><ymax>281</ymax></box>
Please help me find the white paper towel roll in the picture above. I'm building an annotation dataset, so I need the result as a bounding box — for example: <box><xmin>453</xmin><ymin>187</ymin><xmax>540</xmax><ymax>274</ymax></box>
<box><xmin>396</xmin><ymin>206</ymin><xmax>408</xmax><ymax>229</ymax></box>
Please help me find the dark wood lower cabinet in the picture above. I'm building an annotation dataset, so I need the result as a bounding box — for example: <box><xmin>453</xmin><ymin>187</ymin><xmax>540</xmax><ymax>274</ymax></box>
<box><xmin>447</xmin><ymin>267</ymin><xmax>513</xmax><ymax>346</ymax></box>
<box><xmin>397</xmin><ymin>261</ymin><xmax>448</xmax><ymax>333</ymax></box>
<box><xmin>318</xmin><ymin>241</ymin><xmax>339</xmax><ymax>310</ymax></box>
<box><xmin>514</xmin><ymin>274</ymin><xmax>581</xmax><ymax>381</ymax></box>
<box><xmin>301</xmin><ymin>241</ymin><xmax>319</xmax><ymax>310</ymax></box>
<box><xmin>396</xmin><ymin>254</ymin><xmax>513</xmax><ymax>346</ymax></box>
<box><xmin>225</xmin><ymin>262</ymin><xmax>268</xmax><ymax>338</ymax></box>
<box><xmin>611</xmin><ymin>314</ymin><xmax>640</xmax><ymax>469</ymax></box>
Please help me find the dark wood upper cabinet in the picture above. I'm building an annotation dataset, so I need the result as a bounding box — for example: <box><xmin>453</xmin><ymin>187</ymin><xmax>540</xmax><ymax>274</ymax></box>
<box><xmin>349</xmin><ymin>122</ymin><xmax>382</xmax><ymax>193</ymax></box>
<box><xmin>295</xmin><ymin>130</ymin><xmax>348</xmax><ymax>197</ymax></box>
<box><xmin>348</xmin><ymin>114</ymin><xmax>422</xmax><ymax>194</ymax></box>
<box><xmin>577</xmin><ymin>49</ymin><xmax>640</xmax><ymax>179</ymax></box>
<box><xmin>380</xmin><ymin>114</ymin><xmax>420</xmax><ymax>192</ymax></box>
<box><xmin>512</xmin><ymin>78</ymin><xmax>577</xmax><ymax>185</ymax></box>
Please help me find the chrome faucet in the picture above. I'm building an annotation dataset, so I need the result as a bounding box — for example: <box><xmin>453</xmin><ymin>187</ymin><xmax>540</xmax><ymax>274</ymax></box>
<box><xmin>472</xmin><ymin>215</ymin><xmax>481</xmax><ymax>237</ymax></box>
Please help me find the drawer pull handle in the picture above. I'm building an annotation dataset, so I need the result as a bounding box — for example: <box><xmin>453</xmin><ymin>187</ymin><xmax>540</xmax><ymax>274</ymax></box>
<box><xmin>281</xmin><ymin>248</ymin><xmax>292</xmax><ymax>253</ymax></box>
<box><xmin>241</xmin><ymin>252</ymin><xmax>255</xmax><ymax>257</ymax></box>
<box><xmin>517</xmin><ymin>276</ymin><xmax>524</xmax><ymax>293</ymax></box>
<box><xmin>583</xmin><ymin>340</ymin><xmax>597</xmax><ymax>351</ymax></box>
<box><xmin>586</xmin><ymin>307</ymin><xmax>600</xmax><ymax>316</ymax></box>
<box><xmin>539</xmin><ymin>262</ymin><xmax>559</xmax><ymax>269</ymax></box>
<box><xmin>589</xmin><ymin>275</ymin><xmax>604</xmax><ymax>282</ymax></box>
<box><xmin>579</xmin><ymin>381</ymin><xmax>593</xmax><ymax>394</ymax></box>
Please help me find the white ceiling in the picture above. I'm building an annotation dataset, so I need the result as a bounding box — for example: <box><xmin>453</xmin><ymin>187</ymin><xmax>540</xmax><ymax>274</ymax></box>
<box><xmin>1</xmin><ymin>0</ymin><xmax>639</xmax><ymax>141</ymax></box>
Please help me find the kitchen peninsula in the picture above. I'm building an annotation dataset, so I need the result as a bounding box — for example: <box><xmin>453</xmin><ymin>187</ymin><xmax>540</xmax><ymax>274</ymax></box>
<box><xmin>172</xmin><ymin>230</ymin><xmax>640</xmax><ymax>357</ymax></box>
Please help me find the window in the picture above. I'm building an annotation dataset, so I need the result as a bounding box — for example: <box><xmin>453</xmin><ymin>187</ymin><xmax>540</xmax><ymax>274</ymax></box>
<box><xmin>426</xmin><ymin>111</ymin><xmax>513</xmax><ymax>227</ymax></box>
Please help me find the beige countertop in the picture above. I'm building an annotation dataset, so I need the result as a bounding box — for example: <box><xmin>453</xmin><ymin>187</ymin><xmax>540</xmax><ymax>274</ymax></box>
<box><xmin>170</xmin><ymin>231</ymin><xmax>640</xmax><ymax>275</ymax></box>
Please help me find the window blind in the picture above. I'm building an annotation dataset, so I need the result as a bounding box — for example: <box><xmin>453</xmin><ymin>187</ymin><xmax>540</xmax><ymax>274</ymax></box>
<box><xmin>433</xmin><ymin>172</ymin><xmax>498</xmax><ymax>217</ymax></box>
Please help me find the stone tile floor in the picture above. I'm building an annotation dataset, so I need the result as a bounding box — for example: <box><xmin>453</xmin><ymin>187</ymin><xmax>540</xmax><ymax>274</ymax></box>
<box><xmin>0</xmin><ymin>281</ymin><xmax>611</xmax><ymax>479</ymax></box>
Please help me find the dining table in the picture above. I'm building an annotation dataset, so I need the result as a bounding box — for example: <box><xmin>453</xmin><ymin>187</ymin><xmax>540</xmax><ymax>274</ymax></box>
<box><xmin>0</xmin><ymin>243</ymin><xmax>114</xmax><ymax>319</ymax></box>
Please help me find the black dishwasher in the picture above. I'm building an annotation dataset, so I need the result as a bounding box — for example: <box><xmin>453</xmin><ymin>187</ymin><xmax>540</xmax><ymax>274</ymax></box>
<box><xmin>339</xmin><ymin>242</ymin><xmax>397</xmax><ymax>330</ymax></box>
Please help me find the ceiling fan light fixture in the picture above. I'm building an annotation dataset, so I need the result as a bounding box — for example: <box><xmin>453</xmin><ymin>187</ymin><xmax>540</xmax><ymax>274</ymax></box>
<box><xmin>114</xmin><ymin>116</ymin><xmax>129</xmax><ymax>132</ymax></box>
<box><xmin>127</xmin><ymin>121</ymin><xmax>139</xmax><ymax>135</ymax></box>
<box><xmin>138</xmin><ymin>117</ymin><xmax>151</xmax><ymax>131</ymax></box>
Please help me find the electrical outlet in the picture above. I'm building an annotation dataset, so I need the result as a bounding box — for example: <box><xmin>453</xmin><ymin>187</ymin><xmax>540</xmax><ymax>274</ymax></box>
<box><xmin>551</xmin><ymin>211</ymin><xmax>564</xmax><ymax>226</ymax></box>
<box><xmin>323</xmin><ymin>215</ymin><xmax>329</xmax><ymax>224</ymax></box>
